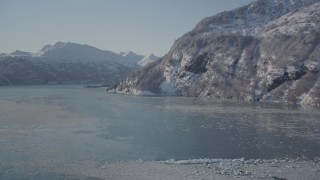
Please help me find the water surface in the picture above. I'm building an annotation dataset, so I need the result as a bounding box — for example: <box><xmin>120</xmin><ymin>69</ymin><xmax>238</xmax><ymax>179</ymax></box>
<box><xmin>0</xmin><ymin>85</ymin><xmax>319</xmax><ymax>178</ymax></box>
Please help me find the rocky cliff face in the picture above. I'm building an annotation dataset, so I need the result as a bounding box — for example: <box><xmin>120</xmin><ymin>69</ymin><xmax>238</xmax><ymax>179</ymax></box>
<box><xmin>111</xmin><ymin>0</ymin><xmax>320</xmax><ymax>106</ymax></box>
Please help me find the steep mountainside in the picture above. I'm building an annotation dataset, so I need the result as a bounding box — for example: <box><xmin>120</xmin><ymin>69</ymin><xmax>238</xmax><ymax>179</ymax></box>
<box><xmin>111</xmin><ymin>0</ymin><xmax>320</xmax><ymax>106</ymax></box>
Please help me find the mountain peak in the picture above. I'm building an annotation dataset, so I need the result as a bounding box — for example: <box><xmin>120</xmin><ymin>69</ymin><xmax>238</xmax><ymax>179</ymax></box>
<box><xmin>9</xmin><ymin>50</ymin><xmax>32</xmax><ymax>57</ymax></box>
<box><xmin>40</xmin><ymin>44</ymin><xmax>53</xmax><ymax>51</ymax></box>
<box><xmin>53</xmin><ymin>41</ymin><xmax>68</xmax><ymax>47</ymax></box>
<box><xmin>32</xmin><ymin>41</ymin><xmax>125</xmax><ymax>64</ymax></box>
<box><xmin>119</xmin><ymin>51</ymin><xmax>144</xmax><ymax>65</ymax></box>
<box><xmin>36</xmin><ymin>42</ymin><xmax>70</xmax><ymax>56</ymax></box>
<box><xmin>147</xmin><ymin>53</ymin><xmax>158</xmax><ymax>58</ymax></box>
<box><xmin>138</xmin><ymin>53</ymin><xmax>159</xmax><ymax>66</ymax></box>
<box><xmin>120</xmin><ymin>51</ymin><xmax>141</xmax><ymax>57</ymax></box>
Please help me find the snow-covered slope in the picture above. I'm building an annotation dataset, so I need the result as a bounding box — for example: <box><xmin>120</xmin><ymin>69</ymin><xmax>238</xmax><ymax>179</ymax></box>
<box><xmin>255</xmin><ymin>1</ymin><xmax>320</xmax><ymax>37</ymax></box>
<box><xmin>138</xmin><ymin>54</ymin><xmax>159</xmax><ymax>66</ymax></box>
<box><xmin>118</xmin><ymin>51</ymin><xmax>144</xmax><ymax>68</ymax></box>
<box><xmin>111</xmin><ymin>0</ymin><xmax>320</xmax><ymax>106</ymax></box>
<box><xmin>193</xmin><ymin>0</ymin><xmax>319</xmax><ymax>37</ymax></box>
<box><xmin>120</xmin><ymin>51</ymin><xmax>144</xmax><ymax>62</ymax></box>
<box><xmin>8</xmin><ymin>50</ymin><xmax>32</xmax><ymax>57</ymax></box>
<box><xmin>33</xmin><ymin>42</ymin><xmax>125</xmax><ymax>64</ymax></box>
<box><xmin>31</xmin><ymin>42</ymin><xmax>156</xmax><ymax>68</ymax></box>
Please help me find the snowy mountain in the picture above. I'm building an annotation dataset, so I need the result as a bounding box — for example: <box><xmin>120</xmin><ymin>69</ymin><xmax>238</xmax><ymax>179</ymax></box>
<box><xmin>138</xmin><ymin>54</ymin><xmax>159</xmax><ymax>66</ymax></box>
<box><xmin>9</xmin><ymin>50</ymin><xmax>32</xmax><ymax>57</ymax></box>
<box><xmin>118</xmin><ymin>51</ymin><xmax>144</xmax><ymax>68</ymax></box>
<box><xmin>110</xmin><ymin>0</ymin><xmax>320</xmax><ymax>106</ymax></box>
<box><xmin>119</xmin><ymin>51</ymin><xmax>159</xmax><ymax>67</ymax></box>
<box><xmin>33</xmin><ymin>42</ymin><xmax>125</xmax><ymax>64</ymax></box>
<box><xmin>0</xmin><ymin>42</ymin><xmax>158</xmax><ymax>85</ymax></box>
<box><xmin>120</xmin><ymin>51</ymin><xmax>144</xmax><ymax>62</ymax></box>
<box><xmin>31</xmin><ymin>42</ymin><xmax>155</xmax><ymax>68</ymax></box>
<box><xmin>0</xmin><ymin>42</ymin><xmax>153</xmax><ymax>85</ymax></box>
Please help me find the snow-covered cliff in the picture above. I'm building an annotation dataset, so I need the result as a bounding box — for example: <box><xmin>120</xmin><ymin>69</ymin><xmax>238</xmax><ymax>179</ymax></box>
<box><xmin>111</xmin><ymin>0</ymin><xmax>320</xmax><ymax>106</ymax></box>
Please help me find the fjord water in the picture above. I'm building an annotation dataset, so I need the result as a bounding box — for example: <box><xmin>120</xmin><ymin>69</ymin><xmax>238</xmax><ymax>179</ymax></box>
<box><xmin>0</xmin><ymin>85</ymin><xmax>320</xmax><ymax>176</ymax></box>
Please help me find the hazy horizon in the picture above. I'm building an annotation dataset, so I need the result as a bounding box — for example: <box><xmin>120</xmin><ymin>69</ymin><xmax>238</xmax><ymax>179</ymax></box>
<box><xmin>0</xmin><ymin>0</ymin><xmax>254</xmax><ymax>56</ymax></box>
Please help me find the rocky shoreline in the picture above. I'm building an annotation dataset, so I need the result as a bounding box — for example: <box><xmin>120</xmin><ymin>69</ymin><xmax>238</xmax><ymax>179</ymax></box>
<box><xmin>90</xmin><ymin>158</ymin><xmax>320</xmax><ymax>180</ymax></box>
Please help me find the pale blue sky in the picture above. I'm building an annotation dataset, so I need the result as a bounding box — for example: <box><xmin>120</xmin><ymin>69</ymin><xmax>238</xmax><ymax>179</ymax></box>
<box><xmin>0</xmin><ymin>0</ymin><xmax>254</xmax><ymax>56</ymax></box>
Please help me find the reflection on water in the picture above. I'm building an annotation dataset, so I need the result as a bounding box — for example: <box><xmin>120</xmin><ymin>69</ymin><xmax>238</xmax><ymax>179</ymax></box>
<box><xmin>0</xmin><ymin>85</ymin><xmax>319</xmax><ymax>178</ymax></box>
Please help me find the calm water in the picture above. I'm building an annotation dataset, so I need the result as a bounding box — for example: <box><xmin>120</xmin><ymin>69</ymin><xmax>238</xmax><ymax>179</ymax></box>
<box><xmin>0</xmin><ymin>85</ymin><xmax>320</xmax><ymax>178</ymax></box>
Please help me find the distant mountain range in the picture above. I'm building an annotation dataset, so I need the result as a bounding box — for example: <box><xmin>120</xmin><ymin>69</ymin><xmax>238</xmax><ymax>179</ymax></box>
<box><xmin>0</xmin><ymin>42</ymin><xmax>159</xmax><ymax>86</ymax></box>
<box><xmin>110</xmin><ymin>0</ymin><xmax>320</xmax><ymax>106</ymax></box>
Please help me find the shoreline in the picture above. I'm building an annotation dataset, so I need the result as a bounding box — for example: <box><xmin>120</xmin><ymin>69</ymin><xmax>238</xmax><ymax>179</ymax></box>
<box><xmin>3</xmin><ymin>158</ymin><xmax>317</xmax><ymax>180</ymax></box>
<box><xmin>89</xmin><ymin>158</ymin><xmax>320</xmax><ymax>180</ymax></box>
